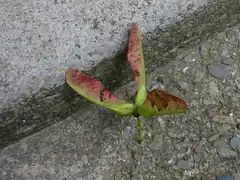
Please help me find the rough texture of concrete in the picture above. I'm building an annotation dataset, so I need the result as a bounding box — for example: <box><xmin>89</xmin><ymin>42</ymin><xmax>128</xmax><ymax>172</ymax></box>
<box><xmin>1</xmin><ymin>19</ymin><xmax>240</xmax><ymax>179</ymax></box>
<box><xmin>0</xmin><ymin>0</ymin><xmax>208</xmax><ymax>109</ymax></box>
<box><xmin>1</xmin><ymin>0</ymin><xmax>240</xmax><ymax>149</ymax></box>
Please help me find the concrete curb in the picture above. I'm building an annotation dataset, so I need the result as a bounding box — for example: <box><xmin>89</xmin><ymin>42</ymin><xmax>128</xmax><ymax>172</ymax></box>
<box><xmin>1</xmin><ymin>0</ymin><xmax>240</xmax><ymax>149</ymax></box>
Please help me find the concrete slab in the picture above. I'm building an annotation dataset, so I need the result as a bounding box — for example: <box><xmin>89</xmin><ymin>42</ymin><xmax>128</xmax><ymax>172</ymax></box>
<box><xmin>1</xmin><ymin>0</ymin><xmax>240</xmax><ymax>150</ymax></box>
<box><xmin>1</xmin><ymin>21</ymin><xmax>240</xmax><ymax>179</ymax></box>
<box><xmin>0</xmin><ymin>0</ymin><xmax>208</xmax><ymax>109</ymax></box>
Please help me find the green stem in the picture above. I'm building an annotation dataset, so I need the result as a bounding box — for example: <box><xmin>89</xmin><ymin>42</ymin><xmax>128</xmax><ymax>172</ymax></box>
<box><xmin>136</xmin><ymin>116</ymin><xmax>143</xmax><ymax>144</ymax></box>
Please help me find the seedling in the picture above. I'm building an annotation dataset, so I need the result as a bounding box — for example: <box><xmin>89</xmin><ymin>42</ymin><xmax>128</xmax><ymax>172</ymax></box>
<box><xmin>66</xmin><ymin>23</ymin><xmax>187</xmax><ymax>143</ymax></box>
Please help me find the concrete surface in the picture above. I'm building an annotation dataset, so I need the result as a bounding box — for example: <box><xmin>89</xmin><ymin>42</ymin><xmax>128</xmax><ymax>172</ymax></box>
<box><xmin>1</xmin><ymin>0</ymin><xmax>240</xmax><ymax>150</ymax></box>
<box><xmin>0</xmin><ymin>0</ymin><xmax>209</xmax><ymax>109</ymax></box>
<box><xmin>1</xmin><ymin>0</ymin><xmax>240</xmax><ymax>179</ymax></box>
<box><xmin>1</xmin><ymin>18</ymin><xmax>240</xmax><ymax>179</ymax></box>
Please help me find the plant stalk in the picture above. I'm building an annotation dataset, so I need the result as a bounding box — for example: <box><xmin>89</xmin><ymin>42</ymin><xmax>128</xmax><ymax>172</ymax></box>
<box><xmin>136</xmin><ymin>116</ymin><xmax>143</xmax><ymax>144</ymax></box>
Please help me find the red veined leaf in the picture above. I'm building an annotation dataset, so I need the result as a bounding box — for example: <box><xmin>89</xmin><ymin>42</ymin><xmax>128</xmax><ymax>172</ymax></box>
<box><xmin>66</xmin><ymin>68</ymin><xmax>135</xmax><ymax>116</ymax></box>
<box><xmin>66</xmin><ymin>68</ymin><xmax>123</xmax><ymax>103</ymax></box>
<box><xmin>127</xmin><ymin>23</ymin><xmax>145</xmax><ymax>89</ymax></box>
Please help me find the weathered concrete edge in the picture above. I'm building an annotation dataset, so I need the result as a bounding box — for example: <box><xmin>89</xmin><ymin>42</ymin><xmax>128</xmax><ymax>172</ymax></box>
<box><xmin>0</xmin><ymin>0</ymin><xmax>239</xmax><ymax>149</ymax></box>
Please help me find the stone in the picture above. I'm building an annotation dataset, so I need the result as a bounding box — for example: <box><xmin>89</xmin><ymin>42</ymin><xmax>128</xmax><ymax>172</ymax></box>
<box><xmin>209</xmin><ymin>81</ymin><xmax>219</xmax><ymax>96</ymax></box>
<box><xmin>217</xmin><ymin>175</ymin><xmax>233</xmax><ymax>180</ymax></box>
<box><xmin>213</xmin><ymin>139</ymin><xmax>227</xmax><ymax>148</ymax></box>
<box><xmin>167</xmin><ymin>129</ymin><xmax>186</xmax><ymax>139</ymax></box>
<box><xmin>221</xmin><ymin>57</ymin><xmax>235</xmax><ymax>66</ymax></box>
<box><xmin>195</xmin><ymin>71</ymin><xmax>205</xmax><ymax>81</ymax></box>
<box><xmin>219</xmin><ymin>106</ymin><xmax>233</xmax><ymax>114</ymax></box>
<box><xmin>203</xmin><ymin>99</ymin><xmax>214</xmax><ymax>105</ymax></box>
<box><xmin>178</xmin><ymin>81</ymin><xmax>194</xmax><ymax>92</ymax></box>
<box><xmin>217</xmin><ymin>147</ymin><xmax>238</xmax><ymax>159</ymax></box>
<box><xmin>212</xmin><ymin>114</ymin><xmax>235</xmax><ymax>125</ymax></box>
<box><xmin>217</xmin><ymin>124</ymin><xmax>231</xmax><ymax>132</ymax></box>
<box><xmin>232</xmin><ymin>173</ymin><xmax>240</xmax><ymax>180</ymax></box>
<box><xmin>98</xmin><ymin>106</ymin><xmax>114</xmax><ymax>114</ymax></box>
<box><xmin>208</xmin><ymin>133</ymin><xmax>220</xmax><ymax>142</ymax></box>
<box><xmin>207</xmin><ymin>63</ymin><xmax>231</xmax><ymax>79</ymax></box>
<box><xmin>177</xmin><ymin>160</ymin><xmax>193</xmax><ymax>170</ymax></box>
<box><xmin>230</xmin><ymin>136</ymin><xmax>240</xmax><ymax>150</ymax></box>
<box><xmin>148</xmin><ymin>134</ymin><xmax>164</xmax><ymax>151</ymax></box>
<box><xmin>82</xmin><ymin>155</ymin><xmax>88</xmax><ymax>165</ymax></box>
<box><xmin>133</xmin><ymin>153</ymin><xmax>142</xmax><ymax>161</ymax></box>
<box><xmin>183</xmin><ymin>66</ymin><xmax>190</xmax><ymax>73</ymax></box>
<box><xmin>122</xmin><ymin>126</ymin><xmax>132</xmax><ymax>140</ymax></box>
<box><xmin>207</xmin><ymin>106</ymin><xmax>219</xmax><ymax>118</ymax></box>
<box><xmin>194</xmin><ymin>138</ymin><xmax>207</xmax><ymax>153</ymax></box>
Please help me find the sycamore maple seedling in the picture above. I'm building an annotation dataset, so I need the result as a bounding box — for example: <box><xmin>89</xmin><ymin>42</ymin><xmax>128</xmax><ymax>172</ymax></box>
<box><xmin>66</xmin><ymin>23</ymin><xmax>188</xmax><ymax>144</ymax></box>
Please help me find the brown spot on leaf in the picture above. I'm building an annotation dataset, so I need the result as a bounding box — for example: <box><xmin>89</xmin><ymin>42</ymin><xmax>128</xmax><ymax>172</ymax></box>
<box><xmin>144</xmin><ymin>90</ymin><xmax>170</xmax><ymax>111</ymax></box>
<box><xmin>134</xmin><ymin>69</ymin><xmax>140</xmax><ymax>77</ymax></box>
<box><xmin>100</xmin><ymin>89</ymin><xmax>104</xmax><ymax>102</ymax></box>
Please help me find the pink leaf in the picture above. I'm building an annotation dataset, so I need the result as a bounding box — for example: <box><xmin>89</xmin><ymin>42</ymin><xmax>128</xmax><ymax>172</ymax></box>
<box><xmin>66</xmin><ymin>68</ymin><xmax>124</xmax><ymax>103</ymax></box>
<box><xmin>127</xmin><ymin>23</ymin><xmax>145</xmax><ymax>88</ymax></box>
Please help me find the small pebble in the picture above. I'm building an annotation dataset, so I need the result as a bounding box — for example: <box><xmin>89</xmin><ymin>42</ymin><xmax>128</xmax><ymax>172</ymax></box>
<box><xmin>213</xmin><ymin>139</ymin><xmax>227</xmax><ymax>148</ymax></box>
<box><xmin>183</xmin><ymin>66</ymin><xmax>190</xmax><ymax>73</ymax></box>
<box><xmin>217</xmin><ymin>147</ymin><xmax>238</xmax><ymax>159</ymax></box>
<box><xmin>148</xmin><ymin>134</ymin><xmax>164</xmax><ymax>151</ymax></box>
<box><xmin>98</xmin><ymin>106</ymin><xmax>114</xmax><ymax>114</ymax></box>
<box><xmin>232</xmin><ymin>173</ymin><xmax>240</xmax><ymax>180</ymax></box>
<box><xmin>123</xmin><ymin>126</ymin><xmax>132</xmax><ymax>139</ymax></box>
<box><xmin>82</xmin><ymin>155</ymin><xmax>88</xmax><ymax>165</ymax></box>
<box><xmin>209</xmin><ymin>81</ymin><xmax>219</xmax><ymax>96</ymax></box>
<box><xmin>133</xmin><ymin>152</ymin><xmax>142</xmax><ymax>161</ymax></box>
<box><xmin>217</xmin><ymin>124</ymin><xmax>231</xmax><ymax>132</ymax></box>
<box><xmin>179</xmin><ymin>146</ymin><xmax>189</xmax><ymax>154</ymax></box>
<box><xmin>177</xmin><ymin>160</ymin><xmax>193</xmax><ymax>170</ymax></box>
<box><xmin>208</xmin><ymin>134</ymin><xmax>220</xmax><ymax>142</ymax></box>
<box><xmin>167</xmin><ymin>129</ymin><xmax>186</xmax><ymax>139</ymax></box>
<box><xmin>207</xmin><ymin>106</ymin><xmax>219</xmax><ymax>118</ymax></box>
<box><xmin>195</xmin><ymin>71</ymin><xmax>205</xmax><ymax>81</ymax></box>
<box><xmin>217</xmin><ymin>175</ymin><xmax>233</xmax><ymax>180</ymax></box>
<box><xmin>207</xmin><ymin>63</ymin><xmax>231</xmax><ymax>79</ymax></box>
<box><xmin>230</xmin><ymin>136</ymin><xmax>240</xmax><ymax>150</ymax></box>
<box><xmin>221</xmin><ymin>57</ymin><xmax>235</xmax><ymax>66</ymax></box>
<box><xmin>203</xmin><ymin>99</ymin><xmax>214</xmax><ymax>105</ymax></box>
<box><xmin>194</xmin><ymin>138</ymin><xmax>207</xmax><ymax>153</ymax></box>
<box><xmin>219</xmin><ymin>106</ymin><xmax>233</xmax><ymax>114</ymax></box>
<box><xmin>73</xmin><ymin>47</ymin><xmax>82</xmax><ymax>59</ymax></box>
<box><xmin>212</xmin><ymin>114</ymin><xmax>235</xmax><ymax>125</ymax></box>
<box><xmin>178</xmin><ymin>81</ymin><xmax>194</xmax><ymax>92</ymax></box>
